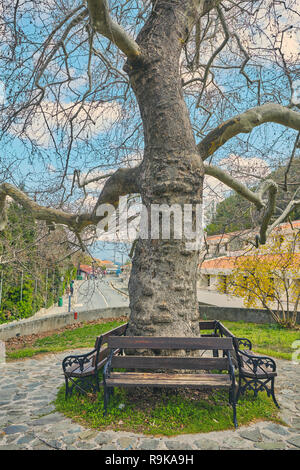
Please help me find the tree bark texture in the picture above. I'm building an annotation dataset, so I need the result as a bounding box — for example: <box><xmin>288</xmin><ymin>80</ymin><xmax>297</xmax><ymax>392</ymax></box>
<box><xmin>125</xmin><ymin>2</ymin><xmax>205</xmax><ymax>337</ymax></box>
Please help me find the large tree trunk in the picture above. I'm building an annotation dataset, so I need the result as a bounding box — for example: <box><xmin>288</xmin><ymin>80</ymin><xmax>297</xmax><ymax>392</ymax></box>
<box><xmin>125</xmin><ymin>2</ymin><xmax>204</xmax><ymax>337</ymax></box>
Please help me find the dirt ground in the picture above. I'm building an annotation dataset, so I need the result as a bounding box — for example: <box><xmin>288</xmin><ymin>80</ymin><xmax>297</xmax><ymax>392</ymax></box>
<box><xmin>4</xmin><ymin>316</ymin><xmax>128</xmax><ymax>352</ymax></box>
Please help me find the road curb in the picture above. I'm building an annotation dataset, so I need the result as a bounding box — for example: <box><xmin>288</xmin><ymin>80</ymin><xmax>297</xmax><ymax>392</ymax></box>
<box><xmin>109</xmin><ymin>281</ymin><xmax>129</xmax><ymax>298</ymax></box>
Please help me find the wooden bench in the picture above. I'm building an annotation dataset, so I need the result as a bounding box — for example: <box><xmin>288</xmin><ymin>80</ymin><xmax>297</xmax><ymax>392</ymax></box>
<box><xmin>62</xmin><ymin>323</ymin><xmax>128</xmax><ymax>397</ymax></box>
<box><xmin>103</xmin><ymin>336</ymin><xmax>238</xmax><ymax>428</ymax></box>
<box><xmin>200</xmin><ymin>320</ymin><xmax>279</xmax><ymax>408</ymax></box>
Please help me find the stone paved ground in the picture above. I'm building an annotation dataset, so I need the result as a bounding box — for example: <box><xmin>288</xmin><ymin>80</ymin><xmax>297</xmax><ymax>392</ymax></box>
<box><xmin>0</xmin><ymin>351</ymin><xmax>299</xmax><ymax>450</ymax></box>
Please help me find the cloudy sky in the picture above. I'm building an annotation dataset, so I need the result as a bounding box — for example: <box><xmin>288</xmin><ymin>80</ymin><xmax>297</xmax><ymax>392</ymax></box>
<box><xmin>0</xmin><ymin>1</ymin><xmax>299</xmax><ymax>261</ymax></box>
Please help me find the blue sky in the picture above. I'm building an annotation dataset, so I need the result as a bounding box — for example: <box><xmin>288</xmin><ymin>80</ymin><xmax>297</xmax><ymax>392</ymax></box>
<box><xmin>0</xmin><ymin>2</ymin><xmax>299</xmax><ymax>262</ymax></box>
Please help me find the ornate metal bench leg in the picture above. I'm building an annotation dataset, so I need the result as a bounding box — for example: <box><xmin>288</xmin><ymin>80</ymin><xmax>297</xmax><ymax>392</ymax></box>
<box><xmin>65</xmin><ymin>376</ymin><xmax>70</xmax><ymax>398</ymax></box>
<box><xmin>104</xmin><ymin>387</ymin><xmax>113</xmax><ymax>409</ymax></box>
<box><xmin>236</xmin><ymin>376</ymin><xmax>242</xmax><ymax>403</ymax></box>
<box><xmin>233</xmin><ymin>401</ymin><xmax>238</xmax><ymax>429</ymax></box>
<box><xmin>270</xmin><ymin>378</ymin><xmax>280</xmax><ymax>408</ymax></box>
<box><xmin>229</xmin><ymin>387</ymin><xmax>238</xmax><ymax>428</ymax></box>
<box><xmin>103</xmin><ymin>385</ymin><xmax>110</xmax><ymax>416</ymax></box>
<box><xmin>95</xmin><ymin>372</ymin><xmax>100</xmax><ymax>393</ymax></box>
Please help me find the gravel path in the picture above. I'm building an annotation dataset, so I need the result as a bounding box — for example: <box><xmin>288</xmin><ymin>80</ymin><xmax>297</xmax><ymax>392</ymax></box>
<box><xmin>0</xmin><ymin>352</ymin><xmax>299</xmax><ymax>450</ymax></box>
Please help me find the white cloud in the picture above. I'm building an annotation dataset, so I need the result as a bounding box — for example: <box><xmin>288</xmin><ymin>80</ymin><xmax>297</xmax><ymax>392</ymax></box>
<box><xmin>219</xmin><ymin>154</ymin><xmax>271</xmax><ymax>184</ymax></box>
<box><xmin>203</xmin><ymin>155</ymin><xmax>271</xmax><ymax>225</ymax></box>
<box><xmin>0</xmin><ymin>81</ymin><xmax>5</xmax><ymax>105</ymax></box>
<box><xmin>9</xmin><ymin>99</ymin><xmax>122</xmax><ymax>148</ymax></box>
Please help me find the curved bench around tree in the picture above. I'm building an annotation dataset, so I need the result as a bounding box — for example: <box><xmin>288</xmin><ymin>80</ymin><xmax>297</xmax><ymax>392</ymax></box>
<box><xmin>199</xmin><ymin>320</ymin><xmax>280</xmax><ymax>409</ymax></box>
<box><xmin>103</xmin><ymin>335</ymin><xmax>238</xmax><ymax>428</ymax></box>
<box><xmin>62</xmin><ymin>323</ymin><xmax>128</xmax><ymax>397</ymax></box>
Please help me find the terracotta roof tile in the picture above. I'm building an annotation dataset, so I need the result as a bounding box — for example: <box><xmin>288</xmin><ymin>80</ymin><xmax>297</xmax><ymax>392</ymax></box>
<box><xmin>205</xmin><ymin>219</ymin><xmax>300</xmax><ymax>241</ymax></box>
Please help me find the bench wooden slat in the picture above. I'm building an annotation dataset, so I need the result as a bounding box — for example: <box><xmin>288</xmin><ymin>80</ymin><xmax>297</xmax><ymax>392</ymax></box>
<box><xmin>111</xmin><ymin>355</ymin><xmax>229</xmax><ymax>370</ymax></box>
<box><xmin>64</xmin><ymin>364</ymin><xmax>83</xmax><ymax>377</ymax></box>
<box><xmin>199</xmin><ymin>320</ymin><xmax>217</xmax><ymax>330</ymax></box>
<box><xmin>94</xmin><ymin>323</ymin><xmax>128</xmax><ymax>349</ymax></box>
<box><xmin>71</xmin><ymin>364</ymin><xmax>95</xmax><ymax>378</ymax></box>
<box><xmin>106</xmin><ymin>372</ymin><xmax>231</xmax><ymax>388</ymax></box>
<box><xmin>107</xmin><ymin>336</ymin><xmax>234</xmax><ymax>350</ymax></box>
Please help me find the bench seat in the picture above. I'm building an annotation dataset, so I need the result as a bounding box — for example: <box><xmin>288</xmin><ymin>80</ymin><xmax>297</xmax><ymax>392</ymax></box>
<box><xmin>239</xmin><ymin>366</ymin><xmax>277</xmax><ymax>379</ymax></box>
<box><xmin>103</xmin><ymin>335</ymin><xmax>238</xmax><ymax>427</ymax></box>
<box><xmin>239</xmin><ymin>349</ymin><xmax>277</xmax><ymax>379</ymax></box>
<box><xmin>64</xmin><ymin>357</ymin><xmax>108</xmax><ymax>378</ymax></box>
<box><xmin>106</xmin><ymin>371</ymin><xmax>232</xmax><ymax>388</ymax></box>
<box><xmin>201</xmin><ymin>320</ymin><xmax>280</xmax><ymax>408</ymax></box>
<box><xmin>62</xmin><ymin>323</ymin><xmax>128</xmax><ymax>396</ymax></box>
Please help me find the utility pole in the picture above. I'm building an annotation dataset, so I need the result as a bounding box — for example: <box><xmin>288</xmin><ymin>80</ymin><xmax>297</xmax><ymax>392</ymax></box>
<box><xmin>45</xmin><ymin>268</ymin><xmax>48</xmax><ymax>307</ymax></box>
<box><xmin>20</xmin><ymin>271</ymin><xmax>23</xmax><ymax>302</ymax></box>
<box><xmin>0</xmin><ymin>271</ymin><xmax>3</xmax><ymax>307</ymax></box>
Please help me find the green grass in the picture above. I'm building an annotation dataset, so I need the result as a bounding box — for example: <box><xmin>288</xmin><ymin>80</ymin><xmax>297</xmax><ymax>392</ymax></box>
<box><xmin>6</xmin><ymin>320</ymin><xmax>125</xmax><ymax>360</ymax></box>
<box><xmin>15</xmin><ymin>318</ymin><xmax>284</xmax><ymax>436</ymax></box>
<box><xmin>223</xmin><ymin>321</ymin><xmax>300</xmax><ymax>360</ymax></box>
<box><xmin>55</xmin><ymin>382</ymin><xmax>281</xmax><ymax>436</ymax></box>
<box><xmin>7</xmin><ymin>318</ymin><xmax>299</xmax><ymax>361</ymax></box>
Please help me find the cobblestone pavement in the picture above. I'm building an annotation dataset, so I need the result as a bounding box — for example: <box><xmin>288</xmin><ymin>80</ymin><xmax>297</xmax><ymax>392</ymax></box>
<box><xmin>0</xmin><ymin>351</ymin><xmax>299</xmax><ymax>450</ymax></box>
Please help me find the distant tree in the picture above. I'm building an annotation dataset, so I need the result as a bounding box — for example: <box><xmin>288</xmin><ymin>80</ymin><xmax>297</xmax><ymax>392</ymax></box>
<box><xmin>206</xmin><ymin>192</ymin><xmax>253</xmax><ymax>235</ymax></box>
<box><xmin>0</xmin><ymin>202</ymin><xmax>77</xmax><ymax>322</ymax></box>
<box><xmin>222</xmin><ymin>233</ymin><xmax>300</xmax><ymax>328</ymax></box>
<box><xmin>206</xmin><ymin>158</ymin><xmax>300</xmax><ymax>236</ymax></box>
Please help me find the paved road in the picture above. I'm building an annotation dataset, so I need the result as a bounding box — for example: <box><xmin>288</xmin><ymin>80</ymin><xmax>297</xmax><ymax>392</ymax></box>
<box><xmin>74</xmin><ymin>277</ymin><xmax>129</xmax><ymax>311</ymax></box>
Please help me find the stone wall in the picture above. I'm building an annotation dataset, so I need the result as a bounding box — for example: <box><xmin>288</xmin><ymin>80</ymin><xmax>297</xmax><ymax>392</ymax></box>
<box><xmin>0</xmin><ymin>307</ymin><xmax>130</xmax><ymax>341</ymax></box>
<box><xmin>1</xmin><ymin>302</ymin><xmax>299</xmax><ymax>341</ymax></box>
<box><xmin>199</xmin><ymin>303</ymin><xmax>300</xmax><ymax>324</ymax></box>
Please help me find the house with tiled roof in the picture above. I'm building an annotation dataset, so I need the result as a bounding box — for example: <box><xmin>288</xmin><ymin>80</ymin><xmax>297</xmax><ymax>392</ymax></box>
<box><xmin>202</xmin><ymin>220</ymin><xmax>300</xmax><ymax>260</ymax></box>
<box><xmin>78</xmin><ymin>264</ymin><xmax>94</xmax><ymax>279</ymax></box>
<box><xmin>198</xmin><ymin>220</ymin><xmax>300</xmax><ymax>295</ymax></box>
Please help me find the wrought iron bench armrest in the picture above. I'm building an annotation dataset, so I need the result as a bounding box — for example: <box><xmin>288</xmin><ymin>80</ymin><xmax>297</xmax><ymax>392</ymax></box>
<box><xmin>237</xmin><ymin>349</ymin><xmax>277</xmax><ymax>375</ymax></box>
<box><xmin>62</xmin><ymin>348</ymin><xmax>97</xmax><ymax>373</ymax></box>
<box><xmin>236</xmin><ymin>337</ymin><xmax>252</xmax><ymax>350</ymax></box>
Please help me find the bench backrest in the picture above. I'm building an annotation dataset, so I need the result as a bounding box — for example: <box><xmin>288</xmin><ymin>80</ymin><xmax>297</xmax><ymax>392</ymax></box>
<box><xmin>199</xmin><ymin>320</ymin><xmax>218</xmax><ymax>331</ymax></box>
<box><xmin>107</xmin><ymin>336</ymin><xmax>234</xmax><ymax>371</ymax></box>
<box><xmin>94</xmin><ymin>323</ymin><xmax>128</xmax><ymax>349</ymax></box>
<box><xmin>213</xmin><ymin>321</ymin><xmax>242</xmax><ymax>367</ymax></box>
<box><xmin>215</xmin><ymin>321</ymin><xmax>235</xmax><ymax>339</ymax></box>
<box><xmin>199</xmin><ymin>320</ymin><xmax>219</xmax><ymax>338</ymax></box>
<box><xmin>93</xmin><ymin>323</ymin><xmax>128</xmax><ymax>367</ymax></box>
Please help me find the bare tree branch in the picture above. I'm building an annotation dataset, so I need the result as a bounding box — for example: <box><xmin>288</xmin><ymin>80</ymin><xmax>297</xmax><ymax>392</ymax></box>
<box><xmin>204</xmin><ymin>162</ymin><xmax>300</xmax><ymax>246</ymax></box>
<box><xmin>203</xmin><ymin>164</ymin><xmax>277</xmax><ymax>245</ymax></box>
<box><xmin>284</xmin><ymin>132</ymin><xmax>300</xmax><ymax>191</ymax></box>
<box><xmin>0</xmin><ymin>166</ymin><xmax>140</xmax><ymax>233</ymax></box>
<box><xmin>266</xmin><ymin>187</ymin><xmax>300</xmax><ymax>236</ymax></box>
<box><xmin>204</xmin><ymin>163</ymin><xmax>265</xmax><ymax>209</ymax></box>
<box><xmin>87</xmin><ymin>0</ymin><xmax>141</xmax><ymax>59</ymax></box>
<box><xmin>195</xmin><ymin>5</ymin><xmax>229</xmax><ymax>107</ymax></box>
<box><xmin>198</xmin><ymin>103</ymin><xmax>300</xmax><ymax>160</ymax></box>
<box><xmin>93</xmin><ymin>166</ymin><xmax>140</xmax><ymax>212</ymax></box>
